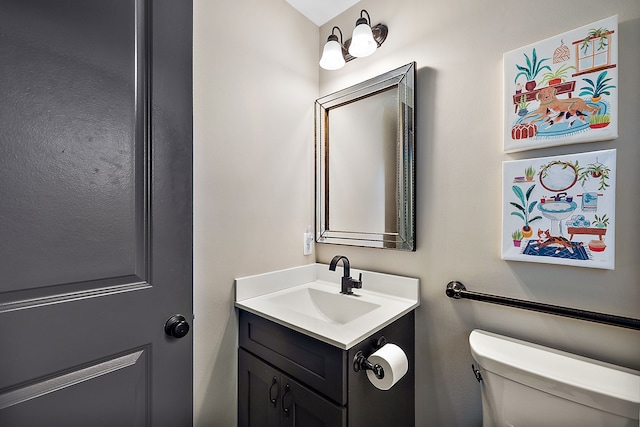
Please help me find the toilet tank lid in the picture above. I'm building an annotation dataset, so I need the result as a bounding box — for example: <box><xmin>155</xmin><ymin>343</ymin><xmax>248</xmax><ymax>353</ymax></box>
<box><xmin>469</xmin><ymin>329</ymin><xmax>640</xmax><ymax>420</ymax></box>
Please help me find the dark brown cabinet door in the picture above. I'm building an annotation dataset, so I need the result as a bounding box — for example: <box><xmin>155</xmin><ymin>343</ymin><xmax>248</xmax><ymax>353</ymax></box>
<box><xmin>0</xmin><ymin>0</ymin><xmax>193</xmax><ymax>425</ymax></box>
<box><xmin>238</xmin><ymin>349</ymin><xmax>281</xmax><ymax>427</ymax></box>
<box><xmin>280</xmin><ymin>375</ymin><xmax>346</xmax><ymax>427</ymax></box>
<box><xmin>238</xmin><ymin>349</ymin><xmax>346</xmax><ymax>427</ymax></box>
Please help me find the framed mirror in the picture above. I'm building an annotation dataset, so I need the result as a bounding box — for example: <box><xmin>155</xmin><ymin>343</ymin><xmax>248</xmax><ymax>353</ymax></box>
<box><xmin>539</xmin><ymin>161</ymin><xmax>578</xmax><ymax>192</ymax></box>
<box><xmin>315</xmin><ymin>62</ymin><xmax>415</xmax><ymax>250</ymax></box>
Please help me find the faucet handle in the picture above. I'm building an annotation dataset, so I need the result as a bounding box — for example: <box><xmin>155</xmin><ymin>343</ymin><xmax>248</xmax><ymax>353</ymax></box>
<box><xmin>352</xmin><ymin>273</ymin><xmax>363</xmax><ymax>289</ymax></box>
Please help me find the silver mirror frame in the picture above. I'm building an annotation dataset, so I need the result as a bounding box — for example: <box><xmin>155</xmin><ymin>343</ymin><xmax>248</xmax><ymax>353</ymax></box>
<box><xmin>315</xmin><ymin>62</ymin><xmax>416</xmax><ymax>250</ymax></box>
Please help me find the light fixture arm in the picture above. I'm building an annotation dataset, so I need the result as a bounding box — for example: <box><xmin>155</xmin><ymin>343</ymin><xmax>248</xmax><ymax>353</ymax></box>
<box><xmin>330</xmin><ymin>26</ymin><xmax>343</xmax><ymax>44</ymax></box>
<box><xmin>357</xmin><ymin>9</ymin><xmax>371</xmax><ymax>26</ymax></box>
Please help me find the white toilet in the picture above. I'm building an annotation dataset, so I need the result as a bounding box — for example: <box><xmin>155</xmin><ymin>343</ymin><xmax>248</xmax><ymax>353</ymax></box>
<box><xmin>469</xmin><ymin>329</ymin><xmax>640</xmax><ymax>427</ymax></box>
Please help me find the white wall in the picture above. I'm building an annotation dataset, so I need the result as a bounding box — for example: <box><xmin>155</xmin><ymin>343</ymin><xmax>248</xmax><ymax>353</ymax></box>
<box><xmin>317</xmin><ymin>1</ymin><xmax>640</xmax><ymax>425</ymax></box>
<box><xmin>193</xmin><ymin>1</ymin><xmax>318</xmax><ymax>425</ymax></box>
<box><xmin>194</xmin><ymin>0</ymin><xmax>640</xmax><ymax>425</ymax></box>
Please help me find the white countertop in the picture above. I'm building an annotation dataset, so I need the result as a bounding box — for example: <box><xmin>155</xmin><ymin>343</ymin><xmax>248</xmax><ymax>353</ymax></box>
<box><xmin>235</xmin><ymin>263</ymin><xmax>419</xmax><ymax>349</ymax></box>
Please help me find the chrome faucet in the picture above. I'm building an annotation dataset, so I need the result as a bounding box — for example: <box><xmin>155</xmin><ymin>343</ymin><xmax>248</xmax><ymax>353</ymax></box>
<box><xmin>329</xmin><ymin>255</ymin><xmax>362</xmax><ymax>295</ymax></box>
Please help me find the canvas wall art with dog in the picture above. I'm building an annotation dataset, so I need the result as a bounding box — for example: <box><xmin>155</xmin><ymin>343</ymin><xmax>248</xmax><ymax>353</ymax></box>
<box><xmin>504</xmin><ymin>15</ymin><xmax>618</xmax><ymax>152</ymax></box>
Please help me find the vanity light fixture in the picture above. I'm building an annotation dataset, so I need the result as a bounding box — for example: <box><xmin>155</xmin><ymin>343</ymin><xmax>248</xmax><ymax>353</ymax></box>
<box><xmin>318</xmin><ymin>9</ymin><xmax>388</xmax><ymax>70</ymax></box>
<box><xmin>348</xmin><ymin>10</ymin><xmax>378</xmax><ymax>58</ymax></box>
<box><xmin>319</xmin><ymin>26</ymin><xmax>346</xmax><ymax>70</ymax></box>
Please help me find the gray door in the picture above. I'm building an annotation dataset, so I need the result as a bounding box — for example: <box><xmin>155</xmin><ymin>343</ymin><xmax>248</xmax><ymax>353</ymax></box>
<box><xmin>0</xmin><ymin>0</ymin><xmax>193</xmax><ymax>425</ymax></box>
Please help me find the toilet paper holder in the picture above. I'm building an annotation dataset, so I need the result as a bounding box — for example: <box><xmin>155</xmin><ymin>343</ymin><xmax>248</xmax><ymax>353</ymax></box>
<box><xmin>353</xmin><ymin>336</ymin><xmax>387</xmax><ymax>379</ymax></box>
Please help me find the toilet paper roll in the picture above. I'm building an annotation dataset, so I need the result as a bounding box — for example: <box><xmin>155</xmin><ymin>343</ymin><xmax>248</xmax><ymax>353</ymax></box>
<box><xmin>366</xmin><ymin>343</ymin><xmax>408</xmax><ymax>390</ymax></box>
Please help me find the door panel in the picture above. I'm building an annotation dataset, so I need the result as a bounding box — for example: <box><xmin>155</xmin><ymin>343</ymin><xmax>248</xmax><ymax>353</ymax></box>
<box><xmin>1</xmin><ymin>349</ymin><xmax>148</xmax><ymax>426</ymax></box>
<box><xmin>0</xmin><ymin>0</ymin><xmax>140</xmax><ymax>291</ymax></box>
<box><xmin>0</xmin><ymin>0</ymin><xmax>193</xmax><ymax>425</ymax></box>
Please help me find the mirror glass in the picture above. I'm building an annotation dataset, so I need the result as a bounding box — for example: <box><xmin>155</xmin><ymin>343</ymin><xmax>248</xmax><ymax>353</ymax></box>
<box><xmin>315</xmin><ymin>62</ymin><xmax>415</xmax><ymax>250</ymax></box>
<box><xmin>539</xmin><ymin>161</ymin><xmax>578</xmax><ymax>192</ymax></box>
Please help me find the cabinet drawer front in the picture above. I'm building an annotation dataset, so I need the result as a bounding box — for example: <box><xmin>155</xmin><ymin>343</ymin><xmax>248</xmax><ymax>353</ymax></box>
<box><xmin>239</xmin><ymin>310</ymin><xmax>347</xmax><ymax>405</ymax></box>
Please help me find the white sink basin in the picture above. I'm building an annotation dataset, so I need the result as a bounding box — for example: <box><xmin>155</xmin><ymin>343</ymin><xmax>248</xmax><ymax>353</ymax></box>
<box><xmin>265</xmin><ymin>287</ymin><xmax>380</xmax><ymax>324</ymax></box>
<box><xmin>235</xmin><ymin>264</ymin><xmax>419</xmax><ymax>349</ymax></box>
<box><xmin>538</xmin><ymin>201</ymin><xmax>577</xmax><ymax>220</ymax></box>
<box><xmin>537</xmin><ymin>201</ymin><xmax>578</xmax><ymax>236</ymax></box>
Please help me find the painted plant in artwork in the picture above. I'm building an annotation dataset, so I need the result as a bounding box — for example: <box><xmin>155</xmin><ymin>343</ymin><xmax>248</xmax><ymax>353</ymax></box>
<box><xmin>504</xmin><ymin>16</ymin><xmax>618</xmax><ymax>152</ymax></box>
<box><xmin>501</xmin><ymin>149</ymin><xmax>616</xmax><ymax>269</ymax></box>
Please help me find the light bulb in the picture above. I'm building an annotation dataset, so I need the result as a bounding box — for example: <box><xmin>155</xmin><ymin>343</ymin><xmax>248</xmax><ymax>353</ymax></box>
<box><xmin>348</xmin><ymin>21</ymin><xmax>377</xmax><ymax>58</ymax></box>
<box><xmin>319</xmin><ymin>37</ymin><xmax>345</xmax><ymax>70</ymax></box>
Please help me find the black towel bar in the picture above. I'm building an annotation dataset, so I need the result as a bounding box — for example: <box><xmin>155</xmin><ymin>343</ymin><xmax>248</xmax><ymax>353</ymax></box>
<box><xmin>446</xmin><ymin>281</ymin><xmax>640</xmax><ymax>331</ymax></box>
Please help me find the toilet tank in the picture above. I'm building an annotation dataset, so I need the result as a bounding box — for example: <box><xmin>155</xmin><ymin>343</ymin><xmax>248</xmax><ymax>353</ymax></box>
<box><xmin>469</xmin><ymin>329</ymin><xmax>640</xmax><ymax>427</ymax></box>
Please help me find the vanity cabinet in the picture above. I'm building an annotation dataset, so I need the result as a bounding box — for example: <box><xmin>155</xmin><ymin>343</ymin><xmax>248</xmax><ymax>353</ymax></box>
<box><xmin>238</xmin><ymin>309</ymin><xmax>415</xmax><ymax>427</ymax></box>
